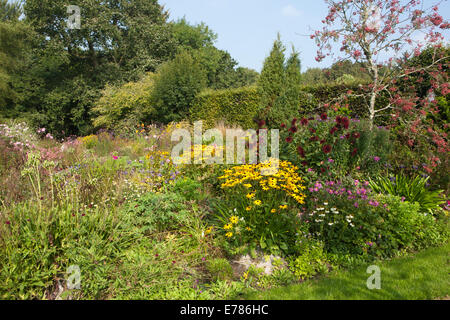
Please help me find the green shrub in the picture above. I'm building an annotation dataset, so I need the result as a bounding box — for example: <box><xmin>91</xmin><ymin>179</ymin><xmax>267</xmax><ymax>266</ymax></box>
<box><xmin>369</xmin><ymin>174</ymin><xmax>445</xmax><ymax>214</ymax></box>
<box><xmin>206</xmin><ymin>258</ymin><xmax>234</xmax><ymax>281</ymax></box>
<box><xmin>307</xmin><ymin>193</ymin><xmax>447</xmax><ymax>258</ymax></box>
<box><xmin>92</xmin><ymin>73</ymin><xmax>156</xmax><ymax>131</ymax></box>
<box><xmin>190</xmin><ymin>86</ymin><xmax>259</xmax><ymax>129</ymax></box>
<box><xmin>152</xmin><ymin>51</ymin><xmax>207</xmax><ymax>123</ymax></box>
<box><xmin>171</xmin><ymin>177</ymin><xmax>204</xmax><ymax>201</ymax></box>
<box><xmin>288</xmin><ymin>239</ymin><xmax>330</xmax><ymax>280</ymax></box>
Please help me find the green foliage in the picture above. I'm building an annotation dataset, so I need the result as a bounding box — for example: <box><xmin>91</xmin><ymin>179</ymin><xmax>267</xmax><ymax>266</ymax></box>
<box><xmin>301</xmin><ymin>60</ymin><xmax>371</xmax><ymax>85</ymax></box>
<box><xmin>241</xmin><ymin>264</ymin><xmax>298</xmax><ymax>290</ymax></box>
<box><xmin>206</xmin><ymin>258</ymin><xmax>234</xmax><ymax>281</ymax></box>
<box><xmin>5</xmin><ymin>0</ymin><xmax>177</xmax><ymax>135</ymax></box>
<box><xmin>257</xmin><ymin>35</ymin><xmax>286</xmax><ymax>115</ymax></box>
<box><xmin>234</xmin><ymin>67</ymin><xmax>259</xmax><ymax>88</ymax></box>
<box><xmin>0</xmin><ymin>0</ymin><xmax>22</xmax><ymax>22</ymax></box>
<box><xmin>369</xmin><ymin>175</ymin><xmax>445</xmax><ymax>214</ymax></box>
<box><xmin>307</xmin><ymin>194</ymin><xmax>447</xmax><ymax>258</ymax></box>
<box><xmin>288</xmin><ymin>239</ymin><xmax>330</xmax><ymax>280</ymax></box>
<box><xmin>190</xmin><ymin>86</ymin><xmax>260</xmax><ymax>129</ymax></box>
<box><xmin>171</xmin><ymin>18</ymin><xmax>217</xmax><ymax>50</ymax></box>
<box><xmin>281</xmin><ymin>114</ymin><xmax>391</xmax><ymax>178</ymax></box>
<box><xmin>171</xmin><ymin>177</ymin><xmax>205</xmax><ymax>202</ymax></box>
<box><xmin>121</xmin><ymin>192</ymin><xmax>191</xmax><ymax>234</ymax></box>
<box><xmin>298</xmin><ymin>83</ymin><xmax>390</xmax><ymax>122</ymax></box>
<box><xmin>257</xmin><ymin>36</ymin><xmax>302</xmax><ymax>127</ymax></box>
<box><xmin>92</xmin><ymin>73</ymin><xmax>156</xmax><ymax>131</ymax></box>
<box><xmin>152</xmin><ymin>51</ymin><xmax>207</xmax><ymax>123</ymax></box>
<box><xmin>0</xmin><ymin>202</ymin><xmax>135</xmax><ymax>299</ymax></box>
<box><xmin>0</xmin><ymin>19</ymin><xmax>30</xmax><ymax>109</ymax></box>
<box><xmin>191</xmin><ymin>46</ymin><xmax>240</xmax><ymax>90</ymax></box>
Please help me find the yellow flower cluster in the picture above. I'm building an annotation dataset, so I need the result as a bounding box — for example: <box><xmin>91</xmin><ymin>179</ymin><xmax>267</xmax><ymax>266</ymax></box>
<box><xmin>222</xmin><ymin>215</ymin><xmax>240</xmax><ymax>237</ymax></box>
<box><xmin>79</xmin><ymin>134</ymin><xmax>98</xmax><ymax>149</ymax></box>
<box><xmin>177</xmin><ymin>144</ymin><xmax>224</xmax><ymax>164</ymax></box>
<box><xmin>219</xmin><ymin>159</ymin><xmax>306</xmax><ymax>204</ymax></box>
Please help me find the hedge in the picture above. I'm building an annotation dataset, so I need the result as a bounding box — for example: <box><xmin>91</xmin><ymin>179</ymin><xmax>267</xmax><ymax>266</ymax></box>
<box><xmin>190</xmin><ymin>83</ymin><xmax>392</xmax><ymax>129</ymax></box>
<box><xmin>190</xmin><ymin>86</ymin><xmax>259</xmax><ymax>129</ymax></box>
<box><xmin>298</xmin><ymin>83</ymin><xmax>391</xmax><ymax>121</ymax></box>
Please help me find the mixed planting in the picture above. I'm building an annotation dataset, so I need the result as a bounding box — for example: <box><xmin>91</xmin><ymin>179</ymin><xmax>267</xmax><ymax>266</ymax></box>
<box><xmin>0</xmin><ymin>0</ymin><xmax>449</xmax><ymax>300</ymax></box>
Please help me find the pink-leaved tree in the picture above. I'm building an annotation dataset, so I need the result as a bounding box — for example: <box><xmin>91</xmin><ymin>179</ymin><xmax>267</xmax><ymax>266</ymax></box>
<box><xmin>312</xmin><ymin>0</ymin><xmax>449</xmax><ymax>129</ymax></box>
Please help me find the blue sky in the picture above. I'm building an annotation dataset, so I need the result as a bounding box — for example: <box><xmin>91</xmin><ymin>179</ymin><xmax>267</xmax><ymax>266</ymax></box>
<box><xmin>161</xmin><ymin>0</ymin><xmax>331</xmax><ymax>72</ymax></box>
<box><xmin>161</xmin><ymin>0</ymin><xmax>450</xmax><ymax>72</ymax></box>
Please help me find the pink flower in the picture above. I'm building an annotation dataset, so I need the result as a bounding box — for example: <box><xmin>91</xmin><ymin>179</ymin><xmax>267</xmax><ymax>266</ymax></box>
<box><xmin>369</xmin><ymin>200</ymin><xmax>380</xmax><ymax>207</ymax></box>
<box><xmin>112</xmin><ymin>156</ymin><xmax>118</xmax><ymax>160</ymax></box>
<box><xmin>373</xmin><ymin>156</ymin><xmax>381</xmax><ymax>162</ymax></box>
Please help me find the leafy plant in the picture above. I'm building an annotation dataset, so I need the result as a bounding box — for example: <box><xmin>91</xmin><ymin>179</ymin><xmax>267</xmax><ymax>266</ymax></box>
<box><xmin>121</xmin><ymin>192</ymin><xmax>191</xmax><ymax>234</ymax></box>
<box><xmin>288</xmin><ymin>239</ymin><xmax>330</xmax><ymax>280</ymax></box>
<box><xmin>206</xmin><ymin>258</ymin><xmax>234</xmax><ymax>281</ymax></box>
<box><xmin>369</xmin><ymin>174</ymin><xmax>445</xmax><ymax>214</ymax></box>
<box><xmin>213</xmin><ymin>159</ymin><xmax>307</xmax><ymax>255</ymax></box>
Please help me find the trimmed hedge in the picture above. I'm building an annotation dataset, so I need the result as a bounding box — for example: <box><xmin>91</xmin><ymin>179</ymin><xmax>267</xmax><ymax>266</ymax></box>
<box><xmin>190</xmin><ymin>86</ymin><xmax>259</xmax><ymax>129</ymax></box>
<box><xmin>190</xmin><ymin>83</ymin><xmax>392</xmax><ymax>129</ymax></box>
<box><xmin>299</xmin><ymin>83</ymin><xmax>391</xmax><ymax>121</ymax></box>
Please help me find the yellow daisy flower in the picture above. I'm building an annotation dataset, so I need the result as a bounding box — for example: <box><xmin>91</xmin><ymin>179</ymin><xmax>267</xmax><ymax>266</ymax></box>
<box><xmin>224</xmin><ymin>223</ymin><xmax>233</xmax><ymax>230</ymax></box>
<box><xmin>229</xmin><ymin>216</ymin><xmax>239</xmax><ymax>224</ymax></box>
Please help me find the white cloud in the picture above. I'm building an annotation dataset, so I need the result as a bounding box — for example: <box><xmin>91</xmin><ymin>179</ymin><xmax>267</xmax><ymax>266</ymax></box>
<box><xmin>281</xmin><ymin>5</ymin><xmax>302</xmax><ymax>17</ymax></box>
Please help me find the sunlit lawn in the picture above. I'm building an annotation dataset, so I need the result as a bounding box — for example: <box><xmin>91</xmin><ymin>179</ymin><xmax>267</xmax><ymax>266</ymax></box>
<box><xmin>245</xmin><ymin>242</ymin><xmax>450</xmax><ymax>300</ymax></box>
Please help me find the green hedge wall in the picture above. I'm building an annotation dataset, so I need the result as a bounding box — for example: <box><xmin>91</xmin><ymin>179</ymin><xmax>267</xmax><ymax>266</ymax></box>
<box><xmin>298</xmin><ymin>83</ymin><xmax>390</xmax><ymax>121</ymax></box>
<box><xmin>190</xmin><ymin>83</ymin><xmax>392</xmax><ymax>129</ymax></box>
<box><xmin>190</xmin><ymin>86</ymin><xmax>259</xmax><ymax>129</ymax></box>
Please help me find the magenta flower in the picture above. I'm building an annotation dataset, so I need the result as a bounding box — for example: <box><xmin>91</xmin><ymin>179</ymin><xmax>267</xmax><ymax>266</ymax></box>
<box><xmin>112</xmin><ymin>155</ymin><xmax>118</xmax><ymax>160</ymax></box>
<box><xmin>369</xmin><ymin>200</ymin><xmax>380</xmax><ymax>207</ymax></box>
<box><xmin>354</xmin><ymin>202</ymin><xmax>359</xmax><ymax>208</ymax></box>
<box><xmin>373</xmin><ymin>156</ymin><xmax>381</xmax><ymax>162</ymax></box>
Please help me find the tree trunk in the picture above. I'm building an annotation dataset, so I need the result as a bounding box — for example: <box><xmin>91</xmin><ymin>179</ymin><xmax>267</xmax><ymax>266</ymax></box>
<box><xmin>369</xmin><ymin>90</ymin><xmax>376</xmax><ymax>130</ymax></box>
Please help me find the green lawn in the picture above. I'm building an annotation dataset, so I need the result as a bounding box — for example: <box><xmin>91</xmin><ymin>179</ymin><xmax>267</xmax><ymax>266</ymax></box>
<box><xmin>245</xmin><ymin>242</ymin><xmax>450</xmax><ymax>300</ymax></box>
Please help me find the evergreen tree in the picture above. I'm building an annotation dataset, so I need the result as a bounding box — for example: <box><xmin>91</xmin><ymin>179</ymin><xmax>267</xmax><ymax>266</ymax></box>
<box><xmin>257</xmin><ymin>36</ymin><xmax>302</xmax><ymax>127</ymax></box>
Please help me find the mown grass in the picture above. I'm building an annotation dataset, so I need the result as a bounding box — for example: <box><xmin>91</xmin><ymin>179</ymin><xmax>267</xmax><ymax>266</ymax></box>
<box><xmin>244</xmin><ymin>241</ymin><xmax>450</xmax><ymax>300</ymax></box>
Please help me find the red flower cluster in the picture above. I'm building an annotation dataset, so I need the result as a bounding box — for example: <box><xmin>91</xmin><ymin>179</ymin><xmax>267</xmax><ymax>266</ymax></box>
<box><xmin>336</xmin><ymin>116</ymin><xmax>350</xmax><ymax>129</ymax></box>
<box><xmin>322</xmin><ymin>145</ymin><xmax>332</xmax><ymax>154</ymax></box>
